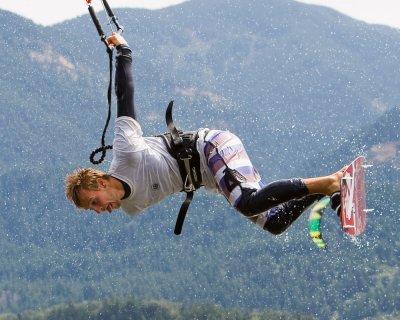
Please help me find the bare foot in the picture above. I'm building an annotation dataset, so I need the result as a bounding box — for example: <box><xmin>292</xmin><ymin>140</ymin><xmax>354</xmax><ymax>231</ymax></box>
<box><xmin>303</xmin><ymin>165</ymin><xmax>348</xmax><ymax>196</ymax></box>
<box><xmin>328</xmin><ymin>165</ymin><xmax>348</xmax><ymax>195</ymax></box>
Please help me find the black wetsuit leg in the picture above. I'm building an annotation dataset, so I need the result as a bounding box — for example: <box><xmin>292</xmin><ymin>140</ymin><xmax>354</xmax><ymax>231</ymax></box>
<box><xmin>236</xmin><ymin>179</ymin><xmax>324</xmax><ymax>234</ymax></box>
<box><xmin>262</xmin><ymin>194</ymin><xmax>324</xmax><ymax>234</ymax></box>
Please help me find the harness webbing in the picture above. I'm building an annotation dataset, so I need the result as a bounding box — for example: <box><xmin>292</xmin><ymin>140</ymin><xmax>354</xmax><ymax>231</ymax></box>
<box><xmin>163</xmin><ymin>101</ymin><xmax>203</xmax><ymax>235</ymax></box>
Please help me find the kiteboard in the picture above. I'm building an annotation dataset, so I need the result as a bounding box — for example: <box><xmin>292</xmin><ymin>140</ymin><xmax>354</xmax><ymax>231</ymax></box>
<box><xmin>340</xmin><ymin>156</ymin><xmax>369</xmax><ymax>236</ymax></box>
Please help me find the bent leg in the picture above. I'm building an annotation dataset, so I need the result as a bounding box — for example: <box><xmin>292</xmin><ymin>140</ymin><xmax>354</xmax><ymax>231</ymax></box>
<box><xmin>204</xmin><ymin>130</ymin><xmax>342</xmax><ymax>235</ymax></box>
<box><xmin>235</xmin><ymin>180</ymin><xmax>324</xmax><ymax>234</ymax></box>
<box><xmin>261</xmin><ymin>194</ymin><xmax>324</xmax><ymax>235</ymax></box>
<box><xmin>236</xmin><ymin>178</ymin><xmax>309</xmax><ymax>215</ymax></box>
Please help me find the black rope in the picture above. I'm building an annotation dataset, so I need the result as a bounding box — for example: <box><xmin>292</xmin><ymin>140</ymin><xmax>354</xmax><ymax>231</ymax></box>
<box><xmin>86</xmin><ymin>0</ymin><xmax>124</xmax><ymax>165</ymax></box>
<box><xmin>90</xmin><ymin>49</ymin><xmax>114</xmax><ymax>165</ymax></box>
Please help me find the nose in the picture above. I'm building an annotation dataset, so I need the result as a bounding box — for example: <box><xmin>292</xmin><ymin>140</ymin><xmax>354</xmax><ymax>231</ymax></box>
<box><xmin>94</xmin><ymin>206</ymin><xmax>104</xmax><ymax>214</ymax></box>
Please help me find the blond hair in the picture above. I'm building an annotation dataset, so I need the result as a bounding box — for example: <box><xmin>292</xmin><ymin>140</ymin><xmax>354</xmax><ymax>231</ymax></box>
<box><xmin>64</xmin><ymin>168</ymin><xmax>110</xmax><ymax>208</ymax></box>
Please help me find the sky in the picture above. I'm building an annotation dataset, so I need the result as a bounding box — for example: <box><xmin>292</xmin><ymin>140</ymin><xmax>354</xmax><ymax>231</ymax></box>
<box><xmin>0</xmin><ymin>0</ymin><xmax>399</xmax><ymax>29</ymax></box>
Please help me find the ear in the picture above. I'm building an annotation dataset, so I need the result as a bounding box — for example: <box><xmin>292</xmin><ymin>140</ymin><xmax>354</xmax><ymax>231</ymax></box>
<box><xmin>96</xmin><ymin>178</ymin><xmax>107</xmax><ymax>188</ymax></box>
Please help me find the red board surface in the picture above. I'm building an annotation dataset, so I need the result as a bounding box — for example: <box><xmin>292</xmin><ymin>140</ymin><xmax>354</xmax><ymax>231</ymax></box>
<box><xmin>340</xmin><ymin>156</ymin><xmax>367</xmax><ymax>236</ymax></box>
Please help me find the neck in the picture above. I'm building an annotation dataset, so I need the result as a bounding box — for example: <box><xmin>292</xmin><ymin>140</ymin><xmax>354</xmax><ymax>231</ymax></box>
<box><xmin>108</xmin><ymin>176</ymin><xmax>126</xmax><ymax>200</ymax></box>
<box><xmin>110</xmin><ymin>176</ymin><xmax>130</xmax><ymax>200</ymax></box>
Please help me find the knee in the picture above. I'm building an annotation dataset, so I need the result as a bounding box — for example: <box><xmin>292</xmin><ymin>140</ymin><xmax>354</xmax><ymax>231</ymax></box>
<box><xmin>235</xmin><ymin>203</ymin><xmax>254</xmax><ymax>216</ymax></box>
<box><xmin>235</xmin><ymin>187</ymin><xmax>263</xmax><ymax>216</ymax></box>
<box><xmin>262</xmin><ymin>206</ymin><xmax>292</xmax><ymax>235</ymax></box>
<box><xmin>263</xmin><ymin>221</ymin><xmax>289</xmax><ymax>235</ymax></box>
<box><xmin>235</xmin><ymin>205</ymin><xmax>288</xmax><ymax>235</ymax></box>
<box><xmin>236</xmin><ymin>188</ymin><xmax>291</xmax><ymax>235</ymax></box>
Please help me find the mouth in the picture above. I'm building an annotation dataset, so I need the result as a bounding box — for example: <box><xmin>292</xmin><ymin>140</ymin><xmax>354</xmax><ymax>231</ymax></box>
<box><xmin>106</xmin><ymin>204</ymin><xmax>113</xmax><ymax>213</ymax></box>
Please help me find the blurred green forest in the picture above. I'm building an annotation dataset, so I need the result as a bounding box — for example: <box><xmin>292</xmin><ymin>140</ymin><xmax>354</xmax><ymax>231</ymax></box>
<box><xmin>0</xmin><ymin>297</ymin><xmax>315</xmax><ymax>320</ymax></box>
<box><xmin>0</xmin><ymin>0</ymin><xmax>399</xmax><ymax>319</ymax></box>
<box><xmin>1</xmin><ymin>297</ymin><xmax>399</xmax><ymax>319</ymax></box>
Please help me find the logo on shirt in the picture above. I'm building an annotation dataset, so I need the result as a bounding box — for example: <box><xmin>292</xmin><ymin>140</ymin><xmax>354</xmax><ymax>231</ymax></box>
<box><xmin>151</xmin><ymin>183</ymin><xmax>160</xmax><ymax>190</ymax></box>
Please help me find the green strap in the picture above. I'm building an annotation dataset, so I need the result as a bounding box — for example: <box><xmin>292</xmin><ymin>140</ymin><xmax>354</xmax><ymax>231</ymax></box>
<box><xmin>308</xmin><ymin>197</ymin><xmax>330</xmax><ymax>249</ymax></box>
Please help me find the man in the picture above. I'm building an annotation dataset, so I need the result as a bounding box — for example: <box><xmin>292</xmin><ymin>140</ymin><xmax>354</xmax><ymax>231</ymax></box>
<box><xmin>65</xmin><ymin>33</ymin><xmax>343</xmax><ymax>235</ymax></box>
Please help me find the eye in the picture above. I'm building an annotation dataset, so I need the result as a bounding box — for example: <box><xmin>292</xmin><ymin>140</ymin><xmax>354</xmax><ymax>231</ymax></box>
<box><xmin>89</xmin><ymin>199</ymin><xmax>97</xmax><ymax>209</ymax></box>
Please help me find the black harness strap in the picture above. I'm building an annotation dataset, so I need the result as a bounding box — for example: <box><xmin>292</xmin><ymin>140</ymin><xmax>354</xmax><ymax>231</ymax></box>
<box><xmin>163</xmin><ymin>101</ymin><xmax>203</xmax><ymax>235</ymax></box>
<box><xmin>174</xmin><ymin>190</ymin><xmax>194</xmax><ymax>235</ymax></box>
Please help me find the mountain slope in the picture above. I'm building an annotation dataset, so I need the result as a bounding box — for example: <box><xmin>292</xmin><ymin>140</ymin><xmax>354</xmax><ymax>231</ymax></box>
<box><xmin>0</xmin><ymin>1</ymin><xmax>399</xmax><ymax>318</ymax></box>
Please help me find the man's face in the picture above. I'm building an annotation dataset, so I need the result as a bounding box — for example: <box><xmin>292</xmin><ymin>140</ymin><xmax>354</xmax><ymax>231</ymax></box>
<box><xmin>78</xmin><ymin>179</ymin><xmax>122</xmax><ymax>214</ymax></box>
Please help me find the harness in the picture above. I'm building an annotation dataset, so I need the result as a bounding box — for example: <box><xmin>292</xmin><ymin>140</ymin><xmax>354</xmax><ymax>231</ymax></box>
<box><xmin>160</xmin><ymin>101</ymin><xmax>204</xmax><ymax>235</ymax></box>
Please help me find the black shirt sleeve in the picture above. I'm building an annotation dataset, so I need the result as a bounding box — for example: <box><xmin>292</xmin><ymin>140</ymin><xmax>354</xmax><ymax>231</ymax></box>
<box><xmin>115</xmin><ymin>44</ymin><xmax>136</xmax><ymax>119</ymax></box>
